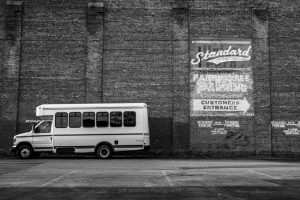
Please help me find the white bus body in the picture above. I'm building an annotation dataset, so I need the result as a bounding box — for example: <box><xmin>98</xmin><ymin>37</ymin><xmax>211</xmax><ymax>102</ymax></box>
<box><xmin>12</xmin><ymin>103</ymin><xmax>150</xmax><ymax>159</ymax></box>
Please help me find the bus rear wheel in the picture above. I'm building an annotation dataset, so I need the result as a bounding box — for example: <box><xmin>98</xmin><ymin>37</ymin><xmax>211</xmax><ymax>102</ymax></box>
<box><xmin>96</xmin><ymin>145</ymin><xmax>112</xmax><ymax>159</ymax></box>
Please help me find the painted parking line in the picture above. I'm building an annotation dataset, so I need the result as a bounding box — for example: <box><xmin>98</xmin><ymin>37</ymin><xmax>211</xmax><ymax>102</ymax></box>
<box><xmin>247</xmin><ymin>169</ymin><xmax>280</xmax><ymax>180</ymax></box>
<box><xmin>144</xmin><ymin>182</ymin><xmax>156</xmax><ymax>187</ymax></box>
<box><xmin>41</xmin><ymin>170</ymin><xmax>78</xmax><ymax>187</ymax></box>
<box><xmin>161</xmin><ymin>171</ymin><xmax>174</xmax><ymax>187</ymax></box>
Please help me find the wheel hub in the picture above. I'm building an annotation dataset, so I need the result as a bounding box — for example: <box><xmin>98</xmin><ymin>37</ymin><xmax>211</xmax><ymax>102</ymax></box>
<box><xmin>100</xmin><ymin>148</ymin><xmax>109</xmax><ymax>157</ymax></box>
<box><xmin>20</xmin><ymin>148</ymin><xmax>30</xmax><ymax>158</ymax></box>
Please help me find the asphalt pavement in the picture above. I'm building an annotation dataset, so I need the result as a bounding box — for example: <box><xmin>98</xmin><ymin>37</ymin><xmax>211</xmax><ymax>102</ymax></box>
<box><xmin>0</xmin><ymin>156</ymin><xmax>300</xmax><ymax>199</ymax></box>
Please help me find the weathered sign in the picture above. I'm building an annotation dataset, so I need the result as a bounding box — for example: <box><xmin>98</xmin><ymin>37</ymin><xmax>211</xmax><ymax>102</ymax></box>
<box><xmin>197</xmin><ymin>120</ymin><xmax>240</xmax><ymax>135</ymax></box>
<box><xmin>272</xmin><ymin>121</ymin><xmax>300</xmax><ymax>135</ymax></box>
<box><xmin>190</xmin><ymin>40</ymin><xmax>254</xmax><ymax>116</ymax></box>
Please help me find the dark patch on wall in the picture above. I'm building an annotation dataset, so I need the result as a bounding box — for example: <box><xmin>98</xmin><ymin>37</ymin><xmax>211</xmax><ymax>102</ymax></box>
<box><xmin>86</xmin><ymin>2</ymin><xmax>104</xmax><ymax>35</ymax></box>
<box><xmin>149</xmin><ymin>117</ymin><xmax>172</xmax><ymax>152</ymax></box>
<box><xmin>173</xmin><ymin>122</ymin><xmax>190</xmax><ymax>151</ymax></box>
<box><xmin>253</xmin><ymin>9</ymin><xmax>268</xmax><ymax>21</ymax></box>
<box><xmin>5</xmin><ymin>3</ymin><xmax>23</xmax><ymax>41</ymax></box>
<box><xmin>0</xmin><ymin>120</ymin><xmax>16</xmax><ymax>148</ymax></box>
<box><xmin>173</xmin><ymin>7</ymin><xmax>188</xmax><ymax>27</ymax></box>
<box><xmin>224</xmin><ymin>131</ymin><xmax>250</xmax><ymax>150</ymax></box>
<box><xmin>16</xmin><ymin>121</ymin><xmax>32</xmax><ymax>135</ymax></box>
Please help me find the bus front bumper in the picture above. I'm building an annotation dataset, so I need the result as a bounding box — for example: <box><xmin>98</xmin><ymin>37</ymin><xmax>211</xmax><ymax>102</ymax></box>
<box><xmin>11</xmin><ymin>146</ymin><xmax>16</xmax><ymax>153</ymax></box>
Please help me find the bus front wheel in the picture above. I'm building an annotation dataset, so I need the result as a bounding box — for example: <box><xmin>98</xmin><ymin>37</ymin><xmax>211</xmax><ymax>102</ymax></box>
<box><xmin>17</xmin><ymin>145</ymin><xmax>33</xmax><ymax>159</ymax></box>
<box><xmin>96</xmin><ymin>145</ymin><xmax>112</xmax><ymax>159</ymax></box>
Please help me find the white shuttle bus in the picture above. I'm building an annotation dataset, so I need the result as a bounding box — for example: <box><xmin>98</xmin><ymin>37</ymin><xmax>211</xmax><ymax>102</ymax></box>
<box><xmin>12</xmin><ymin>103</ymin><xmax>150</xmax><ymax>159</ymax></box>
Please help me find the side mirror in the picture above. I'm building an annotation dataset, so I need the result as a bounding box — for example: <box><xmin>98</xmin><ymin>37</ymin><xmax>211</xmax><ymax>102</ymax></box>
<box><xmin>31</xmin><ymin>123</ymin><xmax>36</xmax><ymax>133</ymax></box>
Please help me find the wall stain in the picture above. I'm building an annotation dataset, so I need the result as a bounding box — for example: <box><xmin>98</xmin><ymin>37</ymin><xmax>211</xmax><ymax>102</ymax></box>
<box><xmin>224</xmin><ymin>131</ymin><xmax>250</xmax><ymax>150</ymax></box>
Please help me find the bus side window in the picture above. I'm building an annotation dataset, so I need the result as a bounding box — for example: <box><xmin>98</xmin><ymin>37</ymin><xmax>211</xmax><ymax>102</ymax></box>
<box><xmin>96</xmin><ymin>112</ymin><xmax>109</xmax><ymax>127</ymax></box>
<box><xmin>69</xmin><ymin>112</ymin><xmax>81</xmax><ymax>128</ymax></box>
<box><xmin>55</xmin><ymin>112</ymin><xmax>68</xmax><ymax>128</ymax></box>
<box><xmin>124</xmin><ymin>111</ymin><xmax>136</xmax><ymax>127</ymax></box>
<box><xmin>83</xmin><ymin>112</ymin><xmax>95</xmax><ymax>127</ymax></box>
<box><xmin>35</xmin><ymin>121</ymin><xmax>52</xmax><ymax>133</ymax></box>
<box><xmin>110</xmin><ymin>112</ymin><xmax>122</xmax><ymax>127</ymax></box>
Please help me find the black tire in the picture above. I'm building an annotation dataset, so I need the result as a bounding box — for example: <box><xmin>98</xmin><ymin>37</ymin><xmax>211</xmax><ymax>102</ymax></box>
<box><xmin>17</xmin><ymin>145</ymin><xmax>33</xmax><ymax>159</ymax></box>
<box><xmin>96</xmin><ymin>145</ymin><xmax>112</xmax><ymax>159</ymax></box>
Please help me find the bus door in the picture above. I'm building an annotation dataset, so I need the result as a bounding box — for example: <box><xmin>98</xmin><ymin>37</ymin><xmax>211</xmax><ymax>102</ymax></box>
<box><xmin>32</xmin><ymin>121</ymin><xmax>53</xmax><ymax>150</ymax></box>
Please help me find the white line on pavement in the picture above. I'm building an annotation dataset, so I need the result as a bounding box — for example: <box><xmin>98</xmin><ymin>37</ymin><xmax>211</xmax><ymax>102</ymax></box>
<box><xmin>162</xmin><ymin>170</ymin><xmax>174</xmax><ymax>187</ymax></box>
<box><xmin>41</xmin><ymin>170</ymin><xmax>78</xmax><ymax>187</ymax></box>
<box><xmin>144</xmin><ymin>182</ymin><xmax>155</xmax><ymax>187</ymax></box>
<box><xmin>247</xmin><ymin>169</ymin><xmax>280</xmax><ymax>180</ymax></box>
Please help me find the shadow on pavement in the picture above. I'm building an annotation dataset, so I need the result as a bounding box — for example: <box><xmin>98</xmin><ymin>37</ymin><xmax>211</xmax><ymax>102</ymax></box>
<box><xmin>0</xmin><ymin>184</ymin><xmax>300</xmax><ymax>200</ymax></box>
<box><xmin>0</xmin><ymin>162</ymin><xmax>42</xmax><ymax>175</ymax></box>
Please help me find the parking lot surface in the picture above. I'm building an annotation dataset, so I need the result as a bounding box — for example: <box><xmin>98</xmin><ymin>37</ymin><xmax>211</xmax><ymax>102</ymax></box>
<box><xmin>0</xmin><ymin>156</ymin><xmax>299</xmax><ymax>199</ymax></box>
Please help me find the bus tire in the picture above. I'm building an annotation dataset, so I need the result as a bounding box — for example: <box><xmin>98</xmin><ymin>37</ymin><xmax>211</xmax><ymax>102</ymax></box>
<box><xmin>17</xmin><ymin>145</ymin><xmax>33</xmax><ymax>159</ymax></box>
<box><xmin>96</xmin><ymin>145</ymin><xmax>112</xmax><ymax>159</ymax></box>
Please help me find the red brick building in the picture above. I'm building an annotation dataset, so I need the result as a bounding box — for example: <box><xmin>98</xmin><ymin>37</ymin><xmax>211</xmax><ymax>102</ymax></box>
<box><xmin>0</xmin><ymin>0</ymin><xmax>299</xmax><ymax>157</ymax></box>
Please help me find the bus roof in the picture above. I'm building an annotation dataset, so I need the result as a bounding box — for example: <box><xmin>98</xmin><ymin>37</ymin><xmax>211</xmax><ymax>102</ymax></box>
<box><xmin>38</xmin><ymin>103</ymin><xmax>147</xmax><ymax>110</ymax></box>
<box><xmin>36</xmin><ymin>103</ymin><xmax>147</xmax><ymax>116</ymax></box>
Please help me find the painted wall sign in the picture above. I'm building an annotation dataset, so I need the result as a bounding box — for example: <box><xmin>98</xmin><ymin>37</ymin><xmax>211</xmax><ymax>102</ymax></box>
<box><xmin>212</xmin><ymin>128</ymin><xmax>228</xmax><ymax>135</ymax></box>
<box><xmin>191</xmin><ymin>45</ymin><xmax>252</xmax><ymax>65</ymax></box>
<box><xmin>192</xmin><ymin>98</ymin><xmax>250</xmax><ymax>113</ymax></box>
<box><xmin>197</xmin><ymin>120</ymin><xmax>240</xmax><ymax>135</ymax></box>
<box><xmin>190</xmin><ymin>40</ymin><xmax>252</xmax><ymax>69</ymax></box>
<box><xmin>271</xmin><ymin>121</ymin><xmax>287</xmax><ymax>128</ymax></box>
<box><xmin>271</xmin><ymin>121</ymin><xmax>300</xmax><ymax>128</ymax></box>
<box><xmin>271</xmin><ymin>121</ymin><xmax>300</xmax><ymax>135</ymax></box>
<box><xmin>283</xmin><ymin>129</ymin><xmax>300</xmax><ymax>135</ymax></box>
<box><xmin>198</xmin><ymin>120</ymin><xmax>240</xmax><ymax>128</ymax></box>
<box><xmin>190</xmin><ymin>40</ymin><xmax>254</xmax><ymax>116</ymax></box>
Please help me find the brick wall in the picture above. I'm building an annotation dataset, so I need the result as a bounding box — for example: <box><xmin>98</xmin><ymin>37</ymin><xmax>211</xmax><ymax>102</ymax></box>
<box><xmin>0</xmin><ymin>0</ymin><xmax>23</xmax><ymax>148</ymax></box>
<box><xmin>0</xmin><ymin>0</ymin><xmax>299</xmax><ymax>157</ymax></box>
<box><xmin>269</xmin><ymin>0</ymin><xmax>300</xmax><ymax>156</ymax></box>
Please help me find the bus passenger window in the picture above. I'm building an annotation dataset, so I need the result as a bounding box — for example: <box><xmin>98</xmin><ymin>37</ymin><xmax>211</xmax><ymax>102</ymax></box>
<box><xmin>55</xmin><ymin>112</ymin><xmax>68</xmax><ymax>128</ymax></box>
<box><xmin>83</xmin><ymin>112</ymin><xmax>95</xmax><ymax>127</ymax></box>
<box><xmin>69</xmin><ymin>112</ymin><xmax>81</xmax><ymax>128</ymax></box>
<box><xmin>124</xmin><ymin>111</ymin><xmax>136</xmax><ymax>127</ymax></box>
<box><xmin>110</xmin><ymin>112</ymin><xmax>122</xmax><ymax>127</ymax></box>
<box><xmin>96</xmin><ymin>112</ymin><xmax>109</xmax><ymax>127</ymax></box>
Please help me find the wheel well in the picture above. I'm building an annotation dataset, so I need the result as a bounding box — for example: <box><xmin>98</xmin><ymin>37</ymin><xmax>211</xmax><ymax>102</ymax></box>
<box><xmin>16</xmin><ymin>142</ymin><xmax>33</xmax><ymax>151</ymax></box>
<box><xmin>95</xmin><ymin>142</ymin><xmax>114</xmax><ymax>153</ymax></box>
